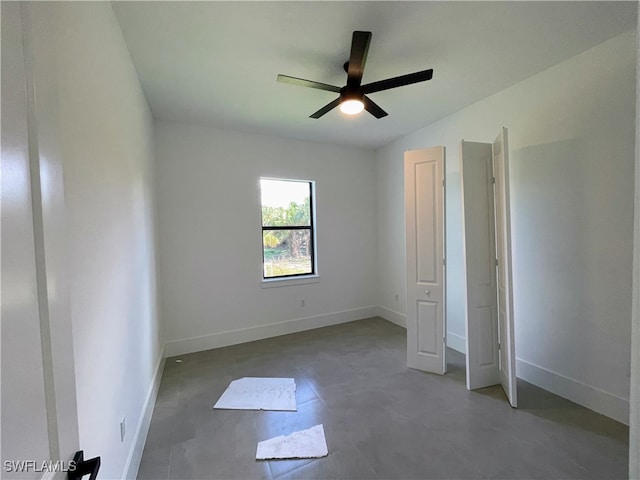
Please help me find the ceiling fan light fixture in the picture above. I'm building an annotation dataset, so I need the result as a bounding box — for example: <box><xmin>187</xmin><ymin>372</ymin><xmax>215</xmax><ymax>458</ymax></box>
<box><xmin>340</xmin><ymin>99</ymin><xmax>365</xmax><ymax>115</ymax></box>
<box><xmin>277</xmin><ymin>31</ymin><xmax>432</xmax><ymax>119</ymax></box>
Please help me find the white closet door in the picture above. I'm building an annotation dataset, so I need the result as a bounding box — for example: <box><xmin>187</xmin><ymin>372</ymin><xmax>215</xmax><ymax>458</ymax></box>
<box><xmin>405</xmin><ymin>147</ymin><xmax>446</xmax><ymax>375</ymax></box>
<box><xmin>461</xmin><ymin>141</ymin><xmax>500</xmax><ymax>390</ymax></box>
<box><xmin>493</xmin><ymin>127</ymin><xmax>518</xmax><ymax>407</ymax></box>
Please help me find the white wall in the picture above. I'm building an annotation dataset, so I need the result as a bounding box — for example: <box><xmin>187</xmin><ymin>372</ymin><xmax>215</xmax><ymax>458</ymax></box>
<box><xmin>376</xmin><ymin>30</ymin><xmax>636</xmax><ymax>424</ymax></box>
<box><xmin>154</xmin><ymin>121</ymin><xmax>377</xmax><ymax>355</ymax></box>
<box><xmin>19</xmin><ymin>3</ymin><xmax>163</xmax><ymax>479</ymax></box>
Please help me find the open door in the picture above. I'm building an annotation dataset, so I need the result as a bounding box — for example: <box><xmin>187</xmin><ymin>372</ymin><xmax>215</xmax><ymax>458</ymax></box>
<box><xmin>405</xmin><ymin>147</ymin><xmax>446</xmax><ymax>375</ymax></box>
<box><xmin>461</xmin><ymin>141</ymin><xmax>501</xmax><ymax>390</ymax></box>
<box><xmin>493</xmin><ymin>127</ymin><xmax>517</xmax><ymax>407</ymax></box>
<box><xmin>460</xmin><ymin>129</ymin><xmax>517</xmax><ymax>407</ymax></box>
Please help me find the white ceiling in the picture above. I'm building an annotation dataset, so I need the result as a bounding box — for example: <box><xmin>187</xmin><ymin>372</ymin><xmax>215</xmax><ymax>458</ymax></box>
<box><xmin>112</xmin><ymin>1</ymin><xmax>636</xmax><ymax>149</ymax></box>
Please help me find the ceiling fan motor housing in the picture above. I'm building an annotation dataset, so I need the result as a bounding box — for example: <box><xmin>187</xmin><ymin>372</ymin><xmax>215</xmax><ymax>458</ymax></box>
<box><xmin>340</xmin><ymin>86</ymin><xmax>364</xmax><ymax>104</ymax></box>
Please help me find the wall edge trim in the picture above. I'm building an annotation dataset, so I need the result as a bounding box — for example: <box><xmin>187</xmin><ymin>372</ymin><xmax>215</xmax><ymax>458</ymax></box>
<box><xmin>122</xmin><ymin>345</ymin><xmax>166</xmax><ymax>480</ymax></box>
<box><xmin>447</xmin><ymin>332</ymin><xmax>466</xmax><ymax>354</ymax></box>
<box><xmin>376</xmin><ymin>305</ymin><xmax>407</xmax><ymax>328</ymax></box>
<box><xmin>516</xmin><ymin>357</ymin><xmax>629</xmax><ymax>425</ymax></box>
<box><xmin>164</xmin><ymin>306</ymin><xmax>379</xmax><ymax>357</ymax></box>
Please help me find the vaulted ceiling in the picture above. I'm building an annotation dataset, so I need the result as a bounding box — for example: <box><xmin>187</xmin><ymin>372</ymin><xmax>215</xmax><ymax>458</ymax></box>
<box><xmin>112</xmin><ymin>1</ymin><xmax>637</xmax><ymax>149</ymax></box>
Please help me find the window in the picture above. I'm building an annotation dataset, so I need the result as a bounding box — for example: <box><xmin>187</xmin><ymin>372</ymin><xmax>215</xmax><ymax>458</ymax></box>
<box><xmin>260</xmin><ymin>178</ymin><xmax>315</xmax><ymax>279</ymax></box>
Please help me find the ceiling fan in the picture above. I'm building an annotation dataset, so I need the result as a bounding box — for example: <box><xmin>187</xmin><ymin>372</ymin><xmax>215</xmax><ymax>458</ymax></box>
<box><xmin>277</xmin><ymin>31</ymin><xmax>433</xmax><ymax>119</ymax></box>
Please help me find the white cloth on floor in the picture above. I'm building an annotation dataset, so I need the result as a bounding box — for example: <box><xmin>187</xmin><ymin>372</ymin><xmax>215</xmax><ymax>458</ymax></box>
<box><xmin>213</xmin><ymin>377</ymin><xmax>296</xmax><ymax>411</ymax></box>
<box><xmin>256</xmin><ymin>424</ymin><xmax>328</xmax><ymax>460</ymax></box>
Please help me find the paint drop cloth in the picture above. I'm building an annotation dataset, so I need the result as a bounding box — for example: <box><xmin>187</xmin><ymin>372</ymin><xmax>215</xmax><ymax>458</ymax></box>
<box><xmin>213</xmin><ymin>377</ymin><xmax>296</xmax><ymax>411</ymax></box>
<box><xmin>256</xmin><ymin>424</ymin><xmax>328</xmax><ymax>460</ymax></box>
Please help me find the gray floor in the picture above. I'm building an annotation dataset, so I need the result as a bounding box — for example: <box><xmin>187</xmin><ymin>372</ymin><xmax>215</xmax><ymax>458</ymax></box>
<box><xmin>138</xmin><ymin>317</ymin><xmax>629</xmax><ymax>480</ymax></box>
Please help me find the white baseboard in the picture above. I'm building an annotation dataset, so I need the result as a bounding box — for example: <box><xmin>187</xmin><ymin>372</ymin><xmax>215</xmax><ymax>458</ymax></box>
<box><xmin>164</xmin><ymin>306</ymin><xmax>379</xmax><ymax>357</ymax></box>
<box><xmin>375</xmin><ymin>306</ymin><xmax>466</xmax><ymax>355</ymax></box>
<box><xmin>516</xmin><ymin>358</ymin><xmax>629</xmax><ymax>425</ymax></box>
<box><xmin>122</xmin><ymin>346</ymin><xmax>166</xmax><ymax>480</ymax></box>
<box><xmin>376</xmin><ymin>305</ymin><xmax>406</xmax><ymax>328</ymax></box>
<box><xmin>447</xmin><ymin>332</ymin><xmax>466</xmax><ymax>354</ymax></box>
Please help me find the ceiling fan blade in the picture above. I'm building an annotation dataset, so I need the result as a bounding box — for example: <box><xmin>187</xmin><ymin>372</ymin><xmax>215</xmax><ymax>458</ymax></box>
<box><xmin>347</xmin><ymin>31</ymin><xmax>372</xmax><ymax>88</ymax></box>
<box><xmin>362</xmin><ymin>69</ymin><xmax>433</xmax><ymax>94</ymax></box>
<box><xmin>310</xmin><ymin>98</ymin><xmax>341</xmax><ymax>118</ymax></box>
<box><xmin>363</xmin><ymin>96</ymin><xmax>388</xmax><ymax>119</ymax></box>
<box><xmin>277</xmin><ymin>74</ymin><xmax>341</xmax><ymax>93</ymax></box>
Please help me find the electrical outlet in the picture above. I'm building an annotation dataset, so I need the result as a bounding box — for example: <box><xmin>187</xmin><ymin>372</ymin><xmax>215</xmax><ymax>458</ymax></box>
<box><xmin>120</xmin><ymin>417</ymin><xmax>126</xmax><ymax>442</ymax></box>
<box><xmin>300</xmin><ymin>299</ymin><xmax>305</xmax><ymax>308</ymax></box>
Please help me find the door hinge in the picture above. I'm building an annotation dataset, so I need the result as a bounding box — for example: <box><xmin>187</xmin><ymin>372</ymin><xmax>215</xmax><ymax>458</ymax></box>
<box><xmin>492</xmin><ymin>177</ymin><xmax>496</xmax><ymax>184</ymax></box>
<box><xmin>443</xmin><ymin>258</ymin><xmax>446</xmax><ymax>266</ymax></box>
<box><xmin>442</xmin><ymin>179</ymin><xmax>445</xmax><ymax>187</ymax></box>
<box><xmin>498</xmin><ymin>343</ymin><xmax>501</xmax><ymax>351</ymax></box>
<box><xmin>495</xmin><ymin>258</ymin><xmax>499</xmax><ymax>266</ymax></box>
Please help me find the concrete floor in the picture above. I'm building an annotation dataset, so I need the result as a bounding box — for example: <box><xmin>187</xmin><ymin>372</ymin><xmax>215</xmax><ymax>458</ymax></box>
<box><xmin>138</xmin><ymin>317</ymin><xmax>628</xmax><ymax>479</ymax></box>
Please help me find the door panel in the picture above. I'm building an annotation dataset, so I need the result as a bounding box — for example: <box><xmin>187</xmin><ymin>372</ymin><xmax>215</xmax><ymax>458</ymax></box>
<box><xmin>477</xmin><ymin>305</ymin><xmax>497</xmax><ymax>366</ymax></box>
<box><xmin>493</xmin><ymin>127</ymin><xmax>518</xmax><ymax>407</ymax></box>
<box><xmin>461</xmin><ymin>141</ymin><xmax>500</xmax><ymax>390</ymax></box>
<box><xmin>416</xmin><ymin>161</ymin><xmax>438</xmax><ymax>282</ymax></box>
<box><xmin>405</xmin><ymin>147</ymin><xmax>446</xmax><ymax>374</ymax></box>
<box><xmin>417</xmin><ymin>301</ymin><xmax>439</xmax><ymax>355</ymax></box>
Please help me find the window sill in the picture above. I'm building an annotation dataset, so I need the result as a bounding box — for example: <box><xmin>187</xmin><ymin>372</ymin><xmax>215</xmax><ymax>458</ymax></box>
<box><xmin>261</xmin><ymin>275</ymin><xmax>320</xmax><ymax>289</ymax></box>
